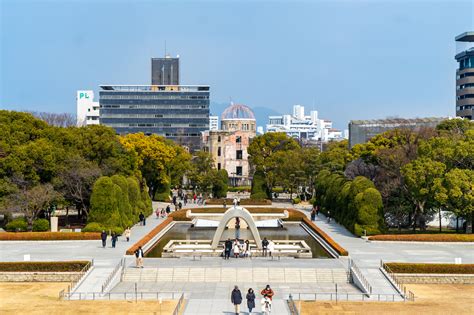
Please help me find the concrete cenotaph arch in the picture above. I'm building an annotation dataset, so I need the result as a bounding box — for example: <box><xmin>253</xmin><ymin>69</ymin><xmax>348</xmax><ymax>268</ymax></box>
<box><xmin>211</xmin><ymin>206</ymin><xmax>262</xmax><ymax>249</ymax></box>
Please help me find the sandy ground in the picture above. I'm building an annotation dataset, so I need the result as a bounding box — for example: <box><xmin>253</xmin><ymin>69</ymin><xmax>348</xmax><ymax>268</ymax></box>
<box><xmin>300</xmin><ymin>284</ymin><xmax>474</xmax><ymax>315</ymax></box>
<box><xmin>0</xmin><ymin>282</ymin><xmax>179</xmax><ymax>315</ymax></box>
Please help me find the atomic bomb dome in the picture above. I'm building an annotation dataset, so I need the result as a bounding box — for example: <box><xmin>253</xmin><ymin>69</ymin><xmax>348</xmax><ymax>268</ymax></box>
<box><xmin>221</xmin><ymin>103</ymin><xmax>256</xmax><ymax>121</ymax></box>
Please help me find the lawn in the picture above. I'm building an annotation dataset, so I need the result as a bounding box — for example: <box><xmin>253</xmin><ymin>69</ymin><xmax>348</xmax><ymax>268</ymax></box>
<box><xmin>0</xmin><ymin>282</ymin><xmax>179</xmax><ymax>315</ymax></box>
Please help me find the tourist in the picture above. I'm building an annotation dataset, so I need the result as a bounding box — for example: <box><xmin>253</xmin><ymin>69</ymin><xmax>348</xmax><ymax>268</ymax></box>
<box><xmin>244</xmin><ymin>240</ymin><xmax>250</xmax><ymax>258</ymax></box>
<box><xmin>172</xmin><ymin>195</ymin><xmax>177</xmax><ymax>206</ymax></box>
<box><xmin>139</xmin><ymin>212</ymin><xmax>145</xmax><ymax>225</ymax></box>
<box><xmin>233</xmin><ymin>198</ymin><xmax>237</xmax><ymax>206</ymax></box>
<box><xmin>184</xmin><ymin>194</ymin><xmax>188</xmax><ymax>205</ymax></box>
<box><xmin>193</xmin><ymin>193</ymin><xmax>197</xmax><ymax>204</ymax></box>
<box><xmin>124</xmin><ymin>227</ymin><xmax>131</xmax><ymax>242</ymax></box>
<box><xmin>262</xmin><ymin>237</ymin><xmax>269</xmax><ymax>257</ymax></box>
<box><xmin>261</xmin><ymin>294</ymin><xmax>272</xmax><ymax>314</ymax></box>
<box><xmin>268</xmin><ymin>240</ymin><xmax>275</xmax><ymax>257</ymax></box>
<box><xmin>327</xmin><ymin>210</ymin><xmax>331</xmax><ymax>223</ymax></box>
<box><xmin>224</xmin><ymin>238</ymin><xmax>232</xmax><ymax>260</ymax></box>
<box><xmin>310</xmin><ymin>207</ymin><xmax>316</xmax><ymax>221</ymax></box>
<box><xmin>246</xmin><ymin>288</ymin><xmax>256</xmax><ymax>313</ymax></box>
<box><xmin>166</xmin><ymin>204</ymin><xmax>171</xmax><ymax>215</ymax></box>
<box><xmin>155</xmin><ymin>208</ymin><xmax>160</xmax><ymax>219</ymax></box>
<box><xmin>111</xmin><ymin>232</ymin><xmax>118</xmax><ymax>248</ymax></box>
<box><xmin>235</xmin><ymin>218</ymin><xmax>240</xmax><ymax>239</ymax></box>
<box><xmin>260</xmin><ymin>285</ymin><xmax>274</xmax><ymax>300</ymax></box>
<box><xmin>231</xmin><ymin>285</ymin><xmax>242</xmax><ymax>315</ymax></box>
<box><xmin>233</xmin><ymin>239</ymin><xmax>240</xmax><ymax>258</ymax></box>
<box><xmin>135</xmin><ymin>246</ymin><xmax>144</xmax><ymax>268</ymax></box>
<box><xmin>100</xmin><ymin>230</ymin><xmax>107</xmax><ymax>248</ymax></box>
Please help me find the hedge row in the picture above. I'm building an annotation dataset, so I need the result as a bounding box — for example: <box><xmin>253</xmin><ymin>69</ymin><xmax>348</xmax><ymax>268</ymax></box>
<box><xmin>125</xmin><ymin>217</ymin><xmax>173</xmax><ymax>255</ymax></box>
<box><xmin>0</xmin><ymin>232</ymin><xmax>101</xmax><ymax>241</ymax></box>
<box><xmin>302</xmin><ymin>217</ymin><xmax>349</xmax><ymax>256</ymax></box>
<box><xmin>0</xmin><ymin>261</ymin><xmax>90</xmax><ymax>272</ymax></box>
<box><xmin>369</xmin><ymin>234</ymin><xmax>474</xmax><ymax>242</ymax></box>
<box><xmin>386</xmin><ymin>263</ymin><xmax>474</xmax><ymax>274</ymax></box>
<box><xmin>167</xmin><ymin>207</ymin><xmax>305</xmax><ymax>222</ymax></box>
<box><xmin>205</xmin><ymin>198</ymin><xmax>272</xmax><ymax>205</ymax></box>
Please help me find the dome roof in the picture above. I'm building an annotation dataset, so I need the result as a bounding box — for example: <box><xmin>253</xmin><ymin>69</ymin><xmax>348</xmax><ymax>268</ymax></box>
<box><xmin>221</xmin><ymin>103</ymin><xmax>256</xmax><ymax>120</ymax></box>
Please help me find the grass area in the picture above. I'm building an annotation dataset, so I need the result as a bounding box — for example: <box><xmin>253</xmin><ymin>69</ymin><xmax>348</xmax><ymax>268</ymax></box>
<box><xmin>0</xmin><ymin>232</ymin><xmax>101</xmax><ymax>241</ymax></box>
<box><xmin>368</xmin><ymin>234</ymin><xmax>474</xmax><ymax>242</ymax></box>
<box><xmin>0</xmin><ymin>261</ymin><xmax>90</xmax><ymax>272</ymax></box>
<box><xmin>385</xmin><ymin>263</ymin><xmax>474</xmax><ymax>274</ymax></box>
<box><xmin>300</xmin><ymin>284</ymin><xmax>474</xmax><ymax>314</ymax></box>
<box><xmin>0</xmin><ymin>282</ymin><xmax>179</xmax><ymax>314</ymax></box>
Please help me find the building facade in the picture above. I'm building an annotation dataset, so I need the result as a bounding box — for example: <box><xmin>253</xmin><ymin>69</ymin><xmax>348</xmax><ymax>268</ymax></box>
<box><xmin>76</xmin><ymin>90</ymin><xmax>100</xmax><ymax>126</ymax></box>
<box><xmin>151</xmin><ymin>56</ymin><xmax>180</xmax><ymax>85</ymax></box>
<box><xmin>202</xmin><ymin>104</ymin><xmax>256</xmax><ymax>186</ymax></box>
<box><xmin>348</xmin><ymin>117</ymin><xmax>448</xmax><ymax>148</ymax></box>
<box><xmin>209</xmin><ymin>115</ymin><xmax>219</xmax><ymax>130</ymax></box>
<box><xmin>99</xmin><ymin>85</ymin><xmax>209</xmax><ymax>150</ymax></box>
<box><xmin>266</xmin><ymin>105</ymin><xmax>345</xmax><ymax>142</ymax></box>
<box><xmin>455</xmin><ymin>32</ymin><xmax>474</xmax><ymax>120</ymax></box>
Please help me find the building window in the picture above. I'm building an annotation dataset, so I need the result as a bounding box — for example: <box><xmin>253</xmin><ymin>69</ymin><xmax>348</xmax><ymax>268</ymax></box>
<box><xmin>218</xmin><ymin>147</ymin><xmax>221</xmax><ymax>156</ymax></box>
<box><xmin>217</xmin><ymin>163</ymin><xmax>221</xmax><ymax>170</ymax></box>
<box><xmin>218</xmin><ymin>136</ymin><xmax>221</xmax><ymax>142</ymax></box>
<box><xmin>236</xmin><ymin>166</ymin><xmax>243</xmax><ymax>176</ymax></box>
<box><xmin>236</xmin><ymin>136</ymin><xmax>241</xmax><ymax>143</ymax></box>
<box><xmin>236</xmin><ymin>150</ymin><xmax>243</xmax><ymax>160</ymax></box>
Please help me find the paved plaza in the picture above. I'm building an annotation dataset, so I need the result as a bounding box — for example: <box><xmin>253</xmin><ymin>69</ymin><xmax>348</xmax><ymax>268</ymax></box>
<box><xmin>1</xmin><ymin>201</ymin><xmax>473</xmax><ymax>314</ymax></box>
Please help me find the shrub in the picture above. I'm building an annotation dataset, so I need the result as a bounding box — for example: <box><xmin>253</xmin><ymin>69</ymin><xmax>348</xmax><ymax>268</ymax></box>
<box><xmin>0</xmin><ymin>261</ymin><xmax>90</xmax><ymax>272</ymax></box>
<box><xmin>89</xmin><ymin>176</ymin><xmax>122</xmax><ymax>228</ymax></box>
<box><xmin>5</xmin><ymin>218</ymin><xmax>28</xmax><ymax>232</ymax></box>
<box><xmin>212</xmin><ymin>169</ymin><xmax>228</xmax><ymax>198</ymax></box>
<box><xmin>292</xmin><ymin>197</ymin><xmax>301</xmax><ymax>204</ymax></box>
<box><xmin>0</xmin><ymin>232</ymin><xmax>100</xmax><ymax>241</ymax></box>
<box><xmin>385</xmin><ymin>263</ymin><xmax>474</xmax><ymax>274</ymax></box>
<box><xmin>272</xmin><ymin>187</ymin><xmax>284</xmax><ymax>193</ymax></box>
<box><xmin>32</xmin><ymin>219</ymin><xmax>49</xmax><ymax>232</ymax></box>
<box><xmin>302</xmin><ymin>217</ymin><xmax>348</xmax><ymax>256</ymax></box>
<box><xmin>368</xmin><ymin>234</ymin><xmax>474</xmax><ymax>242</ymax></box>
<box><xmin>126</xmin><ymin>217</ymin><xmax>173</xmax><ymax>255</ymax></box>
<box><xmin>82</xmin><ymin>222</ymin><xmax>105</xmax><ymax>233</ymax></box>
<box><xmin>169</xmin><ymin>207</ymin><xmax>304</xmax><ymax>222</ymax></box>
<box><xmin>228</xmin><ymin>186</ymin><xmax>251</xmax><ymax>192</ymax></box>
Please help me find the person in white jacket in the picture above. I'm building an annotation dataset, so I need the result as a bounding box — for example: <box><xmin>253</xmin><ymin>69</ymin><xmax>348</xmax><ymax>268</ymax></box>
<box><xmin>268</xmin><ymin>240</ymin><xmax>275</xmax><ymax>257</ymax></box>
<box><xmin>261</xmin><ymin>295</ymin><xmax>272</xmax><ymax>314</ymax></box>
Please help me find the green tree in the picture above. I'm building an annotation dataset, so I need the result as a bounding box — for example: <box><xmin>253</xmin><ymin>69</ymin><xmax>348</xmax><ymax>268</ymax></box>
<box><xmin>250</xmin><ymin>169</ymin><xmax>270</xmax><ymax>199</ymax></box>
<box><xmin>88</xmin><ymin>176</ymin><xmax>122</xmax><ymax>228</ymax></box>
<box><xmin>212</xmin><ymin>169</ymin><xmax>229</xmax><ymax>198</ymax></box>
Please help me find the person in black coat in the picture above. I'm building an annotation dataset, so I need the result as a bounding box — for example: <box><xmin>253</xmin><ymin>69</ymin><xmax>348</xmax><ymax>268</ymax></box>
<box><xmin>139</xmin><ymin>212</ymin><xmax>145</xmax><ymax>225</ymax></box>
<box><xmin>111</xmin><ymin>232</ymin><xmax>118</xmax><ymax>248</ymax></box>
<box><xmin>231</xmin><ymin>285</ymin><xmax>242</xmax><ymax>314</ymax></box>
<box><xmin>224</xmin><ymin>238</ymin><xmax>232</xmax><ymax>260</ymax></box>
<box><xmin>100</xmin><ymin>230</ymin><xmax>107</xmax><ymax>248</ymax></box>
<box><xmin>246</xmin><ymin>288</ymin><xmax>256</xmax><ymax>313</ymax></box>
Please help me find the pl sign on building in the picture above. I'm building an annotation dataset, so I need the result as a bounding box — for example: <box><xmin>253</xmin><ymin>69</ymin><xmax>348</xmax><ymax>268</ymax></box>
<box><xmin>76</xmin><ymin>90</ymin><xmax>100</xmax><ymax>126</ymax></box>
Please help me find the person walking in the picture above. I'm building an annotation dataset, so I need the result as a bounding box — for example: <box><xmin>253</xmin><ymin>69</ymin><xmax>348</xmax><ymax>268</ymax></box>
<box><xmin>166</xmin><ymin>204</ymin><xmax>171</xmax><ymax>215</ymax></box>
<box><xmin>246</xmin><ymin>288</ymin><xmax>256</xmax><ymax>313</ymax></box>
<box><xmin>310</xmin><ymin>207</ymin><xmax>316</xmax><ymax>221</ymax></box>
<box><xmin>155</xmin><ymin>208</ymin><xmax>160</xmax><ymax>218</ymax></box>
<box><xmin>262</xmin><ymin>237</ymin><xmax>269</xmax><ymax>257</ymax></box>
<box><xmin>100</xmin><ymin>230</ymin><xmax>107</xmax><ymax>248</ymax></box>
<box><xmin>261</xmin><ymin>294</ymin><xmax>272</xmax><ymax>314</ymax></box>
<box><xmin>111</xmin><ymin>232</ymin><xmax>118</xmax><ymax>248</ymax></box>
<box><xmin>124</xmin><ymin>227</ymin><xmax>131</xmax><ymax>242</ymax></box>
<box><xmin>231</xmin><ymin>285</ymin><xmax>242</xmax><ymax>314</ymax></box>
<box><xmin>224</xmin><ymin>238</ymin><xmax>232</xmax><ymax>260</ymax></box>
<box><xmin>134</xmin><ymin>246</ymin><xmax>144</xmax><ymax>268</ymax></box>
<box><xmin>268</xmin><ymin>240</ymin><xmax>275</xmax><ymax>257</ymax></box>
<box><xmin>260</xmin><ymin>285</ymin><xmax>274</xmax><ymax>300</ymax></box>
<box><xmin>244</xmin><ymin>240</ymin><xmax>250</xmax><ymax>258</ymax></box>
<box><xmin>233</xmin><ymin>239</ymin><xmax>240</xmax><ymax>258</ymax></box>
<box><xmin>139</xmin><ymin>212</ymin><xmax>145</xmax><ymax>226</ymax></box>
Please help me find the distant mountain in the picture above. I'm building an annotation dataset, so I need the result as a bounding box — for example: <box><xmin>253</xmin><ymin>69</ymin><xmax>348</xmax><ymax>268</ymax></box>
<box><xmin>210</xmin><ymin>102</ymin><xmax>281</xmax><ymax>128</ymax></box>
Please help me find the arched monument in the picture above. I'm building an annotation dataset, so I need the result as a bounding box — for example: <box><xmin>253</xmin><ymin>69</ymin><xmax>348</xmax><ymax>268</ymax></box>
<box><xmin>211</xmin><ymin>206</ymin><xmax>262</xmax><ymax>249</ymax></box>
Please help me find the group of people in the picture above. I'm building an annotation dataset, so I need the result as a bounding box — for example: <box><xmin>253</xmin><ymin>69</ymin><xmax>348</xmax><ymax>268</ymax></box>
<box><xmin>224</xmin><ymin>238</ymin><xmax>251</xmax><ymax>259</ymax></box>
<box><xmin>231</xmin><ymin>285</ymin><xmax>274</xmax><ymax>314</ymax></box>
<box><xmin>261</xmin><ymin>237</ymin><xmax>275</xmax><ymax>257</ymax></box>
<box><xmin>100</xmin><ymin>227</ymin><xmax>131</xmax><ymax>248</ymax></box>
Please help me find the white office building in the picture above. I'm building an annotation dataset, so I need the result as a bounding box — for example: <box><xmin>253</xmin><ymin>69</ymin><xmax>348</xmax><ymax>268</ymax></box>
<box><xmin>209</xmin><ymin>115</ymin><xmax>219</xmax><ymax>131</ymax></box>
<box><xmin>266</xmin><ymin>105</ymin><xmax>344</xmax><ymax>142</ymax></box>
<box><xmin>76</xmin><ymin>90</ymin><xmax>100</xmax><ymax>126</ymax></box>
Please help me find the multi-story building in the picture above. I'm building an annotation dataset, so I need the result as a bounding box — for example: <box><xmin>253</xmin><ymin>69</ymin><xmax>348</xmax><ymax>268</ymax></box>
<box><xmin>99</xmin><ymin>85</ymin><xmax>209</xmax><ymax>150</ymax></box>
<box><xmin>151</xmin><ymin>55</ymin><xmax>180</xmax><ymax>85</ymax></box>
<box><xmin>209</xmin><ymin>115</ymin><xmax>219</xmax><ymax>131</ymax></box>
<box><xmin>202</xmin><ymin>103</ymin><xmax>256</xmax><ymax>186</ymax></box>
<box><xmin>455</xmin><ymin>32</ymin><xmax>474</xmax><ymax>120</ymax></box>
<box><xmin>76</xmin><ymin>90</ymin><xmax>100</xmax><ymax>126</ymax></box>
<box><xmin>348</xmin><ymin>117</ymin><xmax>448</xmax><ymax>148</ymax></box>
<box><xmin>266</xmin><ymin>105</ymin><xmax>344</xmax><ymax>142</ymax></box>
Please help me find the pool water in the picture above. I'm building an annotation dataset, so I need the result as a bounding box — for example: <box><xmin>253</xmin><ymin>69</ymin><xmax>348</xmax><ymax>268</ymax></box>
<box><xmin>146</xmin><ymin>223</ymin><xmax>331</xmax><ymax>258</ymax></box>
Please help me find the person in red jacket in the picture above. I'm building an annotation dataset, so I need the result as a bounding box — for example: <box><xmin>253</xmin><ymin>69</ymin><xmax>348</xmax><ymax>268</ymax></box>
<box><xmin>260</xmin><ymin>284</ymin><xmax>274</xmax><ymax>300</ymax></box>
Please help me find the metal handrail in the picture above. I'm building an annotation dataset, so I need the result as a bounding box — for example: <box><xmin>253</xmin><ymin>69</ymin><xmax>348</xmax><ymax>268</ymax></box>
<box><xmin>173</xmin><ymin>293</ymin><xmax>186</xmax><ymax>315</ymax></box>
<box><xmin>380</xmin><ymin>260</ymin><xmax>415</xmax><ymax>302</ymax></box>
<box><xmin>288</xmin><ymin>294</ymin><xmax>300</xmax><ymax>315</ymax></box>
<box><xmin>101</xmin><ymin>257</ymin><xmax>125</xmax><ymax>293</ymax></box>
<box><xmin>68</xmin><ymin>259</ymin><xmax>93</xmax><ymax>294</ymax></box>
<box><xmin>349</xmin><ymin>259</ymin><xmax>372</xmax><ymax>295</ymax></box>
<box><xmin>287</xmin><ymin>292</ymin><xmax>405</xmax><ymax>302</ymax></box>
<box><xmin>61</xmin><ymin>291</ymin><xmax>183</xmax><ymax>301</ymax></box>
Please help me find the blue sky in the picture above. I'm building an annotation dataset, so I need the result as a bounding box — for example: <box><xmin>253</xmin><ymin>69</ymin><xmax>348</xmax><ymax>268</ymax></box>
<box><xmin>0</xmin><ymin>0</ymin><xmax>472</xmax><ymax>129</ymax></box>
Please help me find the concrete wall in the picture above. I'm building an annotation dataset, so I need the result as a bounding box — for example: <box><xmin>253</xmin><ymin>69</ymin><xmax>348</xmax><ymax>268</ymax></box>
<box><xmin>0</xmin><ymin>272</ymin><xmax>82</xmax><ymax>282</ymax></box>
<box><xmin>396</xmin><ymin>274</ymin><xmax>474</xmax><ymax>284</ymax></box>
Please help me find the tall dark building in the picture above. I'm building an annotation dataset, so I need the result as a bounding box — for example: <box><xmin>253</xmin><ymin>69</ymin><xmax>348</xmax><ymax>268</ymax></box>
<box><xmin>151</xmin><ymin>56</ymin><xmax>180</xmax><ymax>85</ymax></box>
<box><xmin>455</xmin><ymin>32</ymin><xmax>474</xmax><ymax>120</ymax></box>
<box><xmin>99</xmin><ymin>85</ymin><xmax>209</xmax><ymax>151</ymax></box>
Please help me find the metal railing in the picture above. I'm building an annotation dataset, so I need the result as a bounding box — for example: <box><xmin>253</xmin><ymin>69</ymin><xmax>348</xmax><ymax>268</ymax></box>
<box><xmin>101</xmin><ymin>257</ymin><xmax>125</xmax><ymax>293</ymax></box>
<box><xmin>69</xmin><ymin>259</ymin><xmax>93</xmax><ymax>293</ymax></box>
<box><xmin>349</xmin><ymin>259</ymin><xmax>372</xmax><ymax>295</ymax></box>
<box><xmin>287</xmin><ymin>294</ymin><xmax>300</xmax><ymax>315</ymax></box>
<box><xmin>287</xmin><ymin>292</ymin><xmax>404</xmax><ymax>302</ymax></box>
<box><xmin>61</xmin><ymin>291</ymin><xmax>184</xmax><ymax>301</ymax></box>
<box><xmin>173</xmin><ymin>293</ymin><xmax>186</xmax><ymax>315</ymax></box>
<box><xmin>380</xmin><ymin>260</ymin><xmax>415</xmax><ymax>302</ymax></box>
